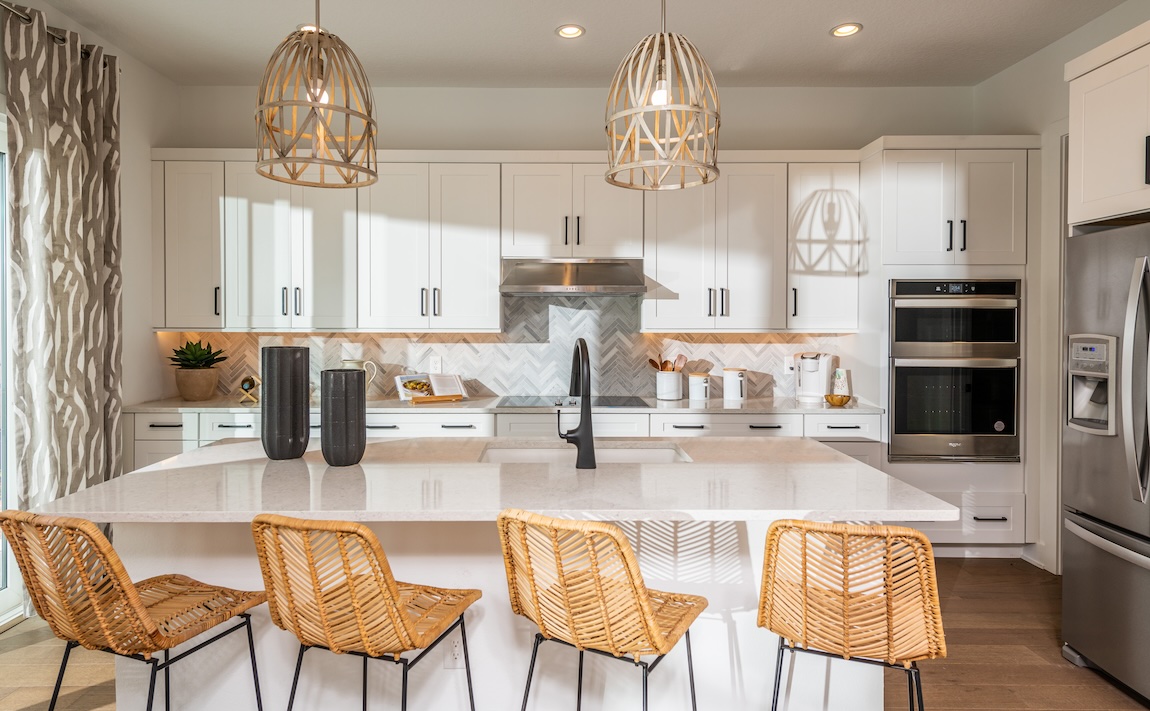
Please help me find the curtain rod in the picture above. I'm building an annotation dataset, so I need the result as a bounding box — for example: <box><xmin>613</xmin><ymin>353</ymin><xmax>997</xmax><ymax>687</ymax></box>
<box><xmin>0</xmin><ymin>1</ymin><xmax>112</xmax><ymax>66</ymax></box>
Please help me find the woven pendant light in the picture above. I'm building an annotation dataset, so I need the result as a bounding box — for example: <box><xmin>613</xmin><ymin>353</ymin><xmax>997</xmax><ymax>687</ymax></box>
<box><xmin>605</xmin><ymin>0</ymin><xmax>720</xmax><ymax>191</ymax></box>
<box><xmin>255</xmin><ymin>0</ymin><xmax>377</xmax><ymax>188</ymax></box>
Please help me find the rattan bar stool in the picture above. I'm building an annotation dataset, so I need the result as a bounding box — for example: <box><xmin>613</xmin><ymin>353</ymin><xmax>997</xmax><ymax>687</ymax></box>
<box><xmin>250</xmin><ymin>514</ymin><xmax>482</xmax><ymax>710</ymax></box>
<box><xmin>0</xmin><ymin>510</ymin><xmax>266</xmax><ymax>711</ymax></box>
<box><xmin>758</xmin><ymin>519</ymin><xmax>947</xmax><ymax>711</ymax></box>
<box><xmin>496</xmin><ymin>508</ymin><xmax>708</xmax><ymax>711</ymax></box>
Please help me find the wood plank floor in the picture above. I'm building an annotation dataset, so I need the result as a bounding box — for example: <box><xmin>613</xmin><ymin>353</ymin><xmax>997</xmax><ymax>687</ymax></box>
<box><xmin>0</xmin><ymin>558</ymin><xmax>1144</xmax><ymax>710</ymax></box>
<box><xmin>885</xmin><ymin>558</ymin><xmax>1149</xmax><ymax>711</ymax></box>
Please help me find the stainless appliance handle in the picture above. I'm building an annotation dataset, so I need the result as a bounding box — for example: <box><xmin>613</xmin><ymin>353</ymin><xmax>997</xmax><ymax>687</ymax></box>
<box><xmin>1065</xmin><ymin>519</ymin><xmax>1150</xmax><ymax>573</ymax></box>
<box><xmin>893</xmin><ymin>358</ymin><xmax>1018</xmax><ymax>369</ymax></box>
<box><xmin>892</xmin><ymin>298</ymin><xmax>1019</xmax><ymax>309</ymax></box>
<box><xmin>1122</xmin><ymin>256</ymin><xmax>1150</xmax><ymax>503</ymax></box>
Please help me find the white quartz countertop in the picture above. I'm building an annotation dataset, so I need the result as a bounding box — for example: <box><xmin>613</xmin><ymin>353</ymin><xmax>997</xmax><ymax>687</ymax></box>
<box><xmin>35</xmin><ymin>437</ymin><xmax>953</xmax><ymax>524</ymax></box>
<box><xmin>124</xmin><ymin>396</ymin><xmax>883</xmax><ymax>415</ymax></box>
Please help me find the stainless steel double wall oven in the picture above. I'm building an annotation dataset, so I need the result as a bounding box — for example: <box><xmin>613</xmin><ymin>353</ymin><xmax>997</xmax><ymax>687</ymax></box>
<box><xmin>889</xmin><ymin>279</ymin><xmax>1021</xmax><ymax>461</ymax></box>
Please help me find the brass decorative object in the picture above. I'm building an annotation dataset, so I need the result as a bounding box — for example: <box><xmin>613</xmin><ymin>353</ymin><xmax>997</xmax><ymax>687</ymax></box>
<box><xmin>255</xmin><ymin>0</ymin><xmax>377</xmax><ymax>188</ymax></box>
<box><xmin>605</xmin><ymin>0</ymin><xmax>720</xmax><ymax>191</ymax></box>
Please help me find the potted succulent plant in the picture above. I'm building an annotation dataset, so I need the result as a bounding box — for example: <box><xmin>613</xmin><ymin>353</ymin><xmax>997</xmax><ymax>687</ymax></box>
<box><xmin>169</xmin><ymin>340</ymin><xmax>227</xmax><ymax>401</ymax></box>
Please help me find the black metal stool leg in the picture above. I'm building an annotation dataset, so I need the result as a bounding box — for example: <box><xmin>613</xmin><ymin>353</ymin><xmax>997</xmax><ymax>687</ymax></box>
<box><xmin>770</xmin><ymin>637</ymin><xmax>786</xmax><ymax>711</ymax></box>
<box><xmin>363</xmin><ymin>655</ymin><xmax>369</xmax><ymax>711</ymax></box>
<box><xmin>906</xmin><ymin>667</ymin><xmax>915</xmax><ymax>710</ymax></box>
<box><xmin>685</xmin><ymin>629</ymin><xmax>698</xmax><ymax>711</ymax></box>
<box><xmin>460</xmin><ymin>616</ymin><xmax>477</xmax><ymax>711</ymax></box>
<box><xmin>576</xmin><ymin>650</ymin><xmax>585</xmax><ymax>711</ymax></box>
<box><xmin>641</xmin><ymin>661</ymin><xmax>649</xmax><ymax>711</ymax></box>
<box><xmin>48</xmin><ymin>641</ymin><xmax>77</xmax><ymax>711</ymax></box>
<box><xmin>520</xmin><ymin>633</ymin><xmax>543</xmax><ymax>711</ymax></box>
<box><xmin>243</xmin><ymin>615</ymin><xmax>264</xmax><ymax>711</ymax></box>
<box><xmin>287</xmin><ymin>644</ymin><xmax>308</xmax><ymax>711</ymax></box>
<box><xmin>145</xmin><ymin>658</ymin><xmax>159</xmax><ymax>711</ymax></box>
<box><xmin>913</xmin><ymin>665</ymin><xmax>925</xmax><ymax>711</ymax></box>
<box><xmin>164</xmin><ymin>649</ymin><xmax>171</xmax><ymax>711</ymax></box>
<box><xmin>401</xmin><ymin>660</ymin><xmax>410</xmax><ymax>711</ymax></box>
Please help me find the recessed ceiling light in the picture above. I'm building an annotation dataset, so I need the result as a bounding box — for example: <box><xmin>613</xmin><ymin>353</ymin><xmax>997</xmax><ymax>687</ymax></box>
<box><xmin>556</xmin><ymin>24</ymin><xmax>585</xmax><ymax>39</ymax></box>
<box><xmin>831</xmin><ymin>23</ymin><xmax>862</xmax><ymax>38</ymax></box>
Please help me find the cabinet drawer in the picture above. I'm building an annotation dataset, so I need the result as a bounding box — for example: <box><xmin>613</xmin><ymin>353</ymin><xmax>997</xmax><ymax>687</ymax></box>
<box><xmin>803</xmin><ymin>414</ymin><xmax>880</xmax><ymax>441</ymax></box>
<box><xmin>364</xmin><ymin>413</ymin><xmax>495</xmax><ymax>438</ymax></box>
<box><xmin>649</xmin><ymin>414</ymin><xmax>802</xmax><ymax>437</ymax></box>
<box><xmin>133</xmin><ymin>440</ymin><xmax>199</xmax><ymax>471</ymax></box>
<box><xmin>889</xmin><ymin>491</ymin><xmax>1024</xmax><ymax>544</ymax></box>
<box><xmin>496</xmin><ymin>413</ymin><xmax>649</xmax><ymax>438</ymax></box>
<box><xmin>134</xmin><ymin>413</ymin><xmax>199</xmax><ymax>441</ymax></box>
<box><xmin>200</xmin><ymin>412</ymin><xmax>261</xmax><ymax>440</ymax></box>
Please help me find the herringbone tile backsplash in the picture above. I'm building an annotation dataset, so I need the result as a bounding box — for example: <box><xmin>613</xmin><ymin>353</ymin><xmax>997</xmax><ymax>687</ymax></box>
<box><xmin>183</xmin><ymin>297</ymin><xmax>851</xmax><ymax>400</ymax></box>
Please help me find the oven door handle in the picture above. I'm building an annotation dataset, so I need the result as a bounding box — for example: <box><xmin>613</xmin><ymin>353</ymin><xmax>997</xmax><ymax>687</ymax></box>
<box><xmin>1122</xmin><ymin>256</ymin><xmax>1150</xmax><ymax>503</ymax></box>
<box><xmin>892</xmin><ymin>298</ymin><xmax>1018</xmax><ymax>309</ymax></box>
<box><xmin>892</xmin><ymin>358</ymin><xmax>1017</xmax><ymax>369</ymax></box>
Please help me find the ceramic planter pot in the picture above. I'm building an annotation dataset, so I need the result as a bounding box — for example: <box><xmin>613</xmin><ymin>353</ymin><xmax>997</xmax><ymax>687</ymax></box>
<box><xmin>174</xmin><ymin>368</ymin><xmax>219</xmax><ymax>401</ymax></box>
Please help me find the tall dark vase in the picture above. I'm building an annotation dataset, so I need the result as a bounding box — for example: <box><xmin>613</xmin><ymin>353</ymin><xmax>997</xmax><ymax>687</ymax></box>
<box><xmin>261</xmin><ymin>346</ymin><xmax>310</xmax><ymax>460</ymax></box>
<box><xmin>321</xmin><ymin>369</ymin><xmax>366</xmax><ymax>467</ymax></box>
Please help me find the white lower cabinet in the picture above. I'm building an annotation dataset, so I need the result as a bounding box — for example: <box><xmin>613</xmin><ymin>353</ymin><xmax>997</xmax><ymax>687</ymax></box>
<box><xmin>199</xmin><ymin>412</ymin><xmax>262</xmax><ymax>442</ymax></box>
<box><xmin>649</xmin><ymin>413</ymin><xmax>802</xmax><ymax>437</ymax></box>
<box><xmin>364</xmin><ymin>413</ymin><xmax>495</xmax><ymax>438</ymax></box>
<box><xmin>497</xmin><ymin>413</ymin><xmax>650</xmax><ymax>438</ymax></box>
<box><xmin>890</xmin><ymin>492</ymin><xmax>1024</xmax><ymax>544</ymax></box>
<box><xmin>127</xmin><ymin>413</ymin><xmax>201</xmax><ymax>472</ymax></box>
<box><xmin>802</xmin><ymin>413</ymin><xmax>880</xmax><ymax>440</ymax></box>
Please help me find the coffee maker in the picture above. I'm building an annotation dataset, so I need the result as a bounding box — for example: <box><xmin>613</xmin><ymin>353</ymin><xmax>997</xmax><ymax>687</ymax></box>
<box><xmin>794</xmin><ymin>352</ymin><xmax>838</xmax><ymax>402</ymax></box>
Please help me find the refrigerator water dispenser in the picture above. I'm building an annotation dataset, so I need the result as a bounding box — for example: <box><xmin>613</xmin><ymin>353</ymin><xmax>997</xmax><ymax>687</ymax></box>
<box><xmin>1068</xmin><ymin>334</ymin><xmax>1116</xmax><ymax>436</ymax></box>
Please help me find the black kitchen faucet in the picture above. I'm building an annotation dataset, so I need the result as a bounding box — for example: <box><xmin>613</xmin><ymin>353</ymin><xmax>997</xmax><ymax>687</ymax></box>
<box><xmin>558</xmin><ymin>338</ymin><xmax>596</xmax><ymax>469</ymax></box>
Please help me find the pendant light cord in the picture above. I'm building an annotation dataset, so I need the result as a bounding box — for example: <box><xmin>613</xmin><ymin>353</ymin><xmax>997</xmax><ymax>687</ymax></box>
<box><xmin>660</xmin><ymin>0</ymin><xmax>666</xmax><ymax>33</ymax></box>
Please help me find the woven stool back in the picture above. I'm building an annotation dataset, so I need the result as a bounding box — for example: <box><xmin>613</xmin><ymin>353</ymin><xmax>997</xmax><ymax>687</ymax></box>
<box><xmin>497</xmin><ymin>508</ymin><xmax>672</xmax><ymax>658</ymax></box>
<box><xmin>251</xmin><ymin>514</ymin><xmax>419</xmax><ymax>656</ymax></box>
<box><xmin>758</xmin><ymin>519</ymin><xmax>946</xmax><ymax>666</ymax></box>
<box><xmin>0</xmin><ymin>510</ymin><xmax>160</xmax><ymax>655</ymax></box>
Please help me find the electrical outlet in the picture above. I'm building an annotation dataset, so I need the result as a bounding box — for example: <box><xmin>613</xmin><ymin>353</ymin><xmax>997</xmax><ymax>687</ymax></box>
<box><xmin>429</xmin><ymin>355</ymin><xmax>443</xmax><ymax>374</ymax></box>
<box><xmin>445</xmin><ymin>638</ymin><xmax>464</xmax><ymax>669</ymax></box>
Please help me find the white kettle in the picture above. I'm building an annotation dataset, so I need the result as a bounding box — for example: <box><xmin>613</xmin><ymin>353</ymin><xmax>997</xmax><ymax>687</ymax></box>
<box><xmin>794</xmin><ymin>352</ymin><xmax>838</xmax><ymax>402</ymax></box>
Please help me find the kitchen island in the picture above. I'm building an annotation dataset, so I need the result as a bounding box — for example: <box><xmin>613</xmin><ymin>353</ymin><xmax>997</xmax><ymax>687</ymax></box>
<box><xmin>35</xmin><ymin>436</ymin><xmax>955</xmax><ymax>711</ymax></box>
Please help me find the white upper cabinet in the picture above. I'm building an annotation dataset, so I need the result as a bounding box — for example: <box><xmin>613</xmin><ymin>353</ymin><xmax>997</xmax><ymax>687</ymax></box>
<box><xmin>882</xmin><ymin>150</ymin><xmax>1026</xmax><ymax>265</ymax></box>
<box><xmin>1068</xmin><ymin>42</ymin><xmax>1150</xmax><ymax>225</ymax></box>
<box><xmin>163</xmin><ymin>161</ymin><xmax>224</xmax><ymax>329</ymax></box>
<box><xmin>787</xmin><ymin>163</ymin><xmax>860</xmax><ymax>331</ymax></box>
<box><xmin>224</xmin><ymin>161</ymin><xmax>357</xmax><ymax>329</ymax></box>
<box><xmin>502</xmin><ymin>163</ymin><xmax>642</xmax><ymax>258</ymax></box>
<box><xmin>643</xmin><ymin>163</ymin><xmax>787</xmax><ymax>331</ymax></box>
<box><xmin>359</xmin><ymin>164</ymin><xmax>500</xmax><ymax>331</ymax></box>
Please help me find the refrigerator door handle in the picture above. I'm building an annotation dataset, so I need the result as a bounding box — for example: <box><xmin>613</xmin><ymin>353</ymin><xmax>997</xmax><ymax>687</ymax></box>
<box><xmin>1065</xmin><ymin>519</ymin><xmax>1150</xmax><ymax>573</ymax></box>
<box><xmin>1122</xmin><ymin>256</ymin><xmax>1150</xmax><ymax>503</ymax></box>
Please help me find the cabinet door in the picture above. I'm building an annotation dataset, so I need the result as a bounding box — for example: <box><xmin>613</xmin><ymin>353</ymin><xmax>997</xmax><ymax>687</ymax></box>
<box><xmin>224</xmin><ymin>162</ymin><xmax>293</xmax><ymax>328</ymax></box>
<box><xmin>881</xmin><ymin>150</ymin><xmax>956</xmax><ymax>264</ymax></box>
<box><xmin>1069</xmin><ymin>44</ymin><xmax>1150</xmax><ymax>225</ymax></box>
<box><xmin>293</xmin><ymin>186</ymin><xmax>358</xmax><ymax>329</ymax></box>
<box><xmin>358</xmin><ymin>164</ymin><xmax>431</xmax><ymax>330</ymax></box>
<box><xmin>955</xmin><ymin>150</ymin><xmax>1026</xmax><ymax>265</ymax></box>
<box><xmin>571</xmin><ymin>164</ymin><xmax>643</xmax><ymax>258</ymax></box>
<box><xmin>641</xmin><ymin>184</ymin><xmax>717</xmax><ymax>331</ymax></box>
<box><xmin>430</xmin><ymin>164</ymin><xmax>502</xmax><ymax>330</ymax></box>
<box><xmin>165</xmin><ymin>162</ymin><xmax>224</xmax><ymax>328</ymax></box>
<box><xmin>787</xmin><ymin>163</ymin><xmax>860</xmax><ymax>330</ymax></box>
<box><xmin>718</xmin><ymin>163</ymin><xmax>788</xmax><ymax>330</ymax></box>
<box><xmin>501</xmin><ymin>164</ymin><xmax>573</xmax><ymax>257</ymax></box>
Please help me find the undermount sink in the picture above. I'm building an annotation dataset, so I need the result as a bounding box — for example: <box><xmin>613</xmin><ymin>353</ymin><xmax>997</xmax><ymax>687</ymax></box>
<box><xmin>480</xmin><ymin>445</ymin><xmax>690</xmax><ymax>464</ymax></box>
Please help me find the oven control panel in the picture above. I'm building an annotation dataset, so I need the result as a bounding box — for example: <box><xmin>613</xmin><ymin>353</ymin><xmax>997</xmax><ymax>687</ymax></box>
<box><xmin>891</xmin><ymin>280</ymin><xmax>1020</xmax><ymax>297</ymax></box>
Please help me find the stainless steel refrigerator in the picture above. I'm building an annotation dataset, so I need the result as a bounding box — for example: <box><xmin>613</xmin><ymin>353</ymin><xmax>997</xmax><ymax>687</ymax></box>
<box><xmin>1063</xmin><ymin>225</ymin><xmax>1150</xmax><ymax>700</ymax></box>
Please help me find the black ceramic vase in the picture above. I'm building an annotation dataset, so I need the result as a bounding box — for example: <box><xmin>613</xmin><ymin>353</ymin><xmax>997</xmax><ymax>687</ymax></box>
<box><xmin>320</xmin><ymin>368</ymin><xmax>366</xmax><ymax>467</ymax></box>
<box><xmin>261</xmin><ymin>346</ymin><xmax>310</xmax><ymax>460</ymax></box>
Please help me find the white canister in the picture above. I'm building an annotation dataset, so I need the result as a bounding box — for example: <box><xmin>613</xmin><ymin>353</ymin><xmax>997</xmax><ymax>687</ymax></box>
<box><xmin>688</xmin><ymin>372</ymin><xmax>710</xmax><ymax>400</ymax></box>
<box><xmin>723</xmin><ymin>368</ymin><xmax>747</xmax><ymax>401</ymax></box>
<box><xmin>656</xmin><ymin>371</ymin><xmax>683</xmax><ymax>401</ymax></box>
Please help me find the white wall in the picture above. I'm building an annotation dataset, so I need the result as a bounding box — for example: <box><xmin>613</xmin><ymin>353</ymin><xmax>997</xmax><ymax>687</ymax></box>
<box><xmin>175</xmin><ymin>85</ymin><xmax>973</xmax><ymax>150</ymax></box>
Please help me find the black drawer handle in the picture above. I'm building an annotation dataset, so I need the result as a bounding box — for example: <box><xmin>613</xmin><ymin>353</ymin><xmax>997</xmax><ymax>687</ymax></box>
<box><xmin>749</xmin><ymin>424</ymin><xmax>783</xmax><ymax>430</ymax></box>
<box><xmin>972</xmin><ymin>516</ymin><xmax>1008</xmax><ymax>522</ymax></box>
<box><xmin>310</xmin><ymin>424</ymin><xmax>321</xmax><ymax>429</ymax></box>
<box><xmin>214</xmin><ymin>286</ymin><xmax>220</xmax><ymax>316</ymax></box>
<box><xmin>441</xmin><ymin>424</ymin><xmax>476</xmax><ymax>429</ymax></box>
<box><xmin>946</xmin><ymin>220</ymin><xmax>954</xmax><ymax>251</ymax></box>
<box><xmin>148</xmin><ymin>423</ymin><xmax>184</xmax><ymax>429</ymax></box>
<box><xmin>672</xmin><ymin>424</ymin><xmax>706</xmax><ymax>430</ymax></box>
<box><xmin>367</xmin><ymin>424</ymin><xmax>399</xmax><ymax>430</ymax></box>
<box><xmin>825</xmin><ymin>425</ymin><xmax>861</xmax><ymax>430</ymax></box>
<box><xmin>217</xmin><ymin>423</ymin><xmax>253</xmax><ymax>429</ymax></box>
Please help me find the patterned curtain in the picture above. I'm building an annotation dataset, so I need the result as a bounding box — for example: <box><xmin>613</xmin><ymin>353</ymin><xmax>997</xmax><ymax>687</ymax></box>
<box><xmin>2</xmin><ymin>5</ymin><xmax>122</xmax><ymax>510</ymax></box>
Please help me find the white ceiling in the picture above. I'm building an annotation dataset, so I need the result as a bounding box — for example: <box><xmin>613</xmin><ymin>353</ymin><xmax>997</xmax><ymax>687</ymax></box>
<box><xmin>47</xmin><ymin>0</ymin><xmax>1125</xmax><ymax>88</ymax></box>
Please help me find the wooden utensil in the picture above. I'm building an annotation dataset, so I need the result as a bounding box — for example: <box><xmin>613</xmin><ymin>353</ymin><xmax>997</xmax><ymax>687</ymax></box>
<box><xmin>673</xmin><ymin>354</ymin><xmax>687</xmax><ymax>372</ymax></box>
<box><xmin>410</xmin><ymin>394</ymin><xmax>464</xmax><ymax>404</ymax></box>
<box><xmin>661</xmin><ymin>360</ymin><xmax>673</xmax><ymax>371</ymax></box>
<box><xmin>649</xmin><ymin>358</ymin><xmax>661</xmax><ymax>370</ymax></box>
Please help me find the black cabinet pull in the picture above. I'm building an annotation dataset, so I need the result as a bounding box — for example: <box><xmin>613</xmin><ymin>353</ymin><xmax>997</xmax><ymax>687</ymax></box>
<box><xmin>576</xmin><ymin>215</ymin><xmax>581</xmax><ymax>246</ymax></box>
<box><xmin>672</xmin><ymin>424</ymin><xmax>706</xmax><ymax>430</ymax></box>
<box><xmin>1145</xmin><ymin>136</ymin><xmax>1150</xmax><ymax>184</ymax></box>
<box><xmin>792</xmin><ymin>287</ymin><xmax>798</xmax><ymax>317</ymax></box>
<box><xmin>564</xmin><ymin>216</ymin><xmax>569</xmax><ymax>245</ymax></box>
<box><xmin>294</xmin><ymin>287</ymin><xmax>302</xmax><ymax>316</ymax></box>
<box><xmin>420</xmin><ymin>287</ymin><xmax>428</xmax><ymax>317</ymax></box>
<box><xmin>433</xmin><ymin>288</ymin><xmax>441</xmax><ymax>317</ymax></box>
<box><xmin>972</xmin><ymin>515</ymin><xmax>1008</xmax><ymax>522</ymax></box>
<box><xmin>217</xmin><ymin>423</ymin><xmax>253</xmax><ymax>429</ymax></box>
<box><xmin>960</xmin><ymin>219</ymin><xmax>968</xmax><ymax>251</ymax></box>
<box><xmin>281</xmin><ymin>287</ymin><xmax>288</xmax><ymax>316</ymax></box>
<box><xmin>310</xmin><ymin>424</ymin><xmax>321</xmax><ymax>430</ymax></box>
<box><xmin>707</xmin><ymin>288</ymin><xmax>715</xmax><ymax>317</ymax></box>
<box><xmin>749</xmin><ymin>424</ymin><xmax>783</xmax><ymax>430</ymax></box>
<box><xmin>367</xmin><ymin>424</ymin><xmax>399</xmax><ymax>430</ymax></box>
<box><xmin>826</xmin><ymin>425</ymin><xmax>861</xmax><ymax>430</ymax></box>
<box><xmin>214</xmin><ymin>286</ymin><xmax>220</xmax><ymax>316</ymax></box>
<box><xmin>946</xmin><ymin>220</ymin><xmax>954</xmax><ymax>251</ymax></box>
<box><xmin>148</xmin><ymin>423</ymin><xmax>183</xmax><ymax>429</ymax></box>
<box><xmin>720</xmin><ymin>288</ymin><xmax>729</xmax><ymax>317</ymax></box>
<box><xmin>440</xmin><ymin>424</ymin><xmax>476</xmax><ymax>429</ymax></box>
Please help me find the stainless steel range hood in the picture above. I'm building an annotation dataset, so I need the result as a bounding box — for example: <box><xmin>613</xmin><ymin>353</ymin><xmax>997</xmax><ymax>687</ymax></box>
<box><xmin>499</xmin><ymin>259</ymin><xmax>648</xmax><ymax>296</ymax></box>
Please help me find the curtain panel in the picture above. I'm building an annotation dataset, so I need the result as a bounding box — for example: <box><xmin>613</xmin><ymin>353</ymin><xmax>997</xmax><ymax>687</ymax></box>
<box><xmin>2</xmin><ymin>5</ymin><xmax>123</xmax><ymax>510</ymax></box>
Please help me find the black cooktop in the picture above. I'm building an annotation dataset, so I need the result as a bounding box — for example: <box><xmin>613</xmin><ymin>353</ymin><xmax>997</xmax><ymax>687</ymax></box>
<box><xmin>495</xmin><ymin>395</ymin><xmax>650</xmax><ymax>408</ymax></box>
